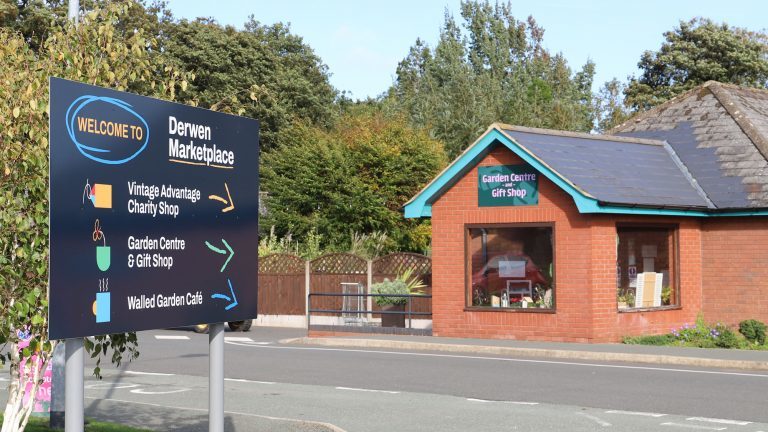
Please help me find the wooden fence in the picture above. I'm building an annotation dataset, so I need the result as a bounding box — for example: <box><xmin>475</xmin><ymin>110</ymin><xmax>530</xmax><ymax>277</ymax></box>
<box><xmin>257</xmin><ymin>252</ymin><xmax>432</xmax><ymax>319</ymax></box>
<box><xmin>258</xmin><ymin>254</ymin><xmax>305</xmax><ymax>315</ymax></box>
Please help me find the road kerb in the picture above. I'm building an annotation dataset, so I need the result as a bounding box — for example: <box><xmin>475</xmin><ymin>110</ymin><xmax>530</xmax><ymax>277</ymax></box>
<box><xmin>283</xmin><ymin>337</ymin><xmax>768</xmax><ymax>371</ymax></box>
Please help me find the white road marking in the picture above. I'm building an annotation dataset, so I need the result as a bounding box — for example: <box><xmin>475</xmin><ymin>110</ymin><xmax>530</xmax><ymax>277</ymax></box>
<box><xmin>335</xmin><ymin>386</ymin><xmax>400</xmax><ymax>394</ymax></box>
<box><xmin>154</xmin><ymin>335</ymin><xmax>190</xmax><ymax>340</ymax></box>
<box><xmin>0</xmin><ymin>377</ymin><xmax>8</xmax><ymax>381</ymax></box>
<box><xmin>605</xmin><ymin>410</ymin><xmax>666</xmax><ymax>418</ymax></box>
<box><xmin>466</xmin><ymin>398</ymin><xmax>539</xmax><ymax>405</ymax></box>
<box><xmin>225</xmin><ymin>341</ymin><xmax>768</xmax><ymax>379</ymax></box>
<box><xmin>577</xmin><ymin>412</ymin><xmax>611</xmax><ymax>427</ymax></box>
<box><xmin>225</xmin><ymin>378</ymin><xmax>275</xmax><ymax>385</ymax></box>
<box><xmin>224</xmin><ymin>337</ymin><xmax>253</xmax><ymax>342</ymax></box>
<box><xmin>85</xmin><ymin>383</ymin><xmax>140</xmax><ymax>390</ymax></box>
<box><xmin>130</xmin><ymin>388</ymin><xmax>190</xmax><ymax>395</ymax></box>
<box><xmin>124</xmin><ymin>370</ymin><xmax>175</xmax><ymax>377</ymax></box>
<box><xmin>661</xmin><ymin>422</ymin><xmax>727</xmax><ymax>430</ymax></box>
<box><xmin>687</xmin><ymin>417</ymin><xmax>752</xmax><ymax>426</ymax></box>
<box><xmin>83</xmin><ymin>396</ymin><xmax>348</xmax><ymax>432</ymax></box>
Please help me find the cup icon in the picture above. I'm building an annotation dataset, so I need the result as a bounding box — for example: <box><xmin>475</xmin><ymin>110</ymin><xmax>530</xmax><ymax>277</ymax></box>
<box><xmin>93</xmin><ymin>219</ymin><xmax>110</xmax><ymax>271</ymax></box>
<box><xmin>96</xmin><ymin>246</ymin><xmax>111</xmax><ymax>272</ymax></box>
<box><xmin>95</xmin><ymin>292</ymin><xmax>111</xmax><ymax>323</ymax></box>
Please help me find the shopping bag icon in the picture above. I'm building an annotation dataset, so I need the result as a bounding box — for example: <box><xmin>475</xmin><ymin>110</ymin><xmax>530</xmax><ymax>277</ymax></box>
<box><xmin>92</xmin><ymin>184</ymin><xmax>112</xmax><ymax>209</ymax></box>
<box><xmin>96</xmin><ymin>246</ymin><xmax>111</xmax><ymax>272</ymax></box>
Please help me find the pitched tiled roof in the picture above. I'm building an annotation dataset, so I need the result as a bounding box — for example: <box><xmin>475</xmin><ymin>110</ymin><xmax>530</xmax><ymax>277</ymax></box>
<box><xmin>610</xmin><ymin>81</ymin><xmax>768</xmax><ymax>208</ymax></box>
<box><xmin>500</xmin><ymin>126</ymin><xmax>712</xmax><ymax>209</ymax></box>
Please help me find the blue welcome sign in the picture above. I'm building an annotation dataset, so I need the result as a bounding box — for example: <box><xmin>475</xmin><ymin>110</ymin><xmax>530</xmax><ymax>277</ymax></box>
<box><xmin>49</xmin><ymin>78</ymin><xmax>260</xmax><ymax>339</ymax></box>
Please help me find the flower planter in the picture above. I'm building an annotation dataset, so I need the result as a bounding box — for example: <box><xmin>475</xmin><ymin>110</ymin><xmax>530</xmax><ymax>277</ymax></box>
<box><xmin>381</xmin><ymin>304</ymin><xmax>406</xmax><ymax>328</ymax></box>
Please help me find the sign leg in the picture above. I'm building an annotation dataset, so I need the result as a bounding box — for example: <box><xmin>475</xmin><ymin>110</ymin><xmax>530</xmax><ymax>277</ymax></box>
<box><xmin>209</xmin><ymin>323</ymin><xmax>225</xmax><ymax>432</ymax></box>
<box><xmin>64</xmin><ymin>338</ymin><xmax>84</xmax><ymax>432</ymax></box>
<box><xmin>50</xmin><ymin>342</ymin><xmax>66</xmax><ymax>428</ymax></box>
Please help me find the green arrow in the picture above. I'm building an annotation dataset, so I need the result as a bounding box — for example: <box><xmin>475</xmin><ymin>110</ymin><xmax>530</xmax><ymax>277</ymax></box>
<box><xmin>205</xmin><ymin>239</ymin><xmax>234</xmax><ymax>272</ymax></box>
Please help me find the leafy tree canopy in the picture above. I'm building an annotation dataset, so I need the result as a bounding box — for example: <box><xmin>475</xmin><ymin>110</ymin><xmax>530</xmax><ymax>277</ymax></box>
<box><xmin>593</xmin><ymin>78</ymin><xmax>631</xmax><ymax>132</ymax></box>
<box><xmin>1</xmin><ymin>0</ymin><xmax>338</xmax><ymax>151</ymax></box>
<box><xmin>625</xmin><ymin>17</ymin><xmax>768</xmax><ymax>112</ymax></box>
<box><xmin>261</xmin><ymin>108</ymin><xmax>446</xmax><ymax>252</ymax></box>
<box><xmin>386</xmin><ymin>0</ymin><xmax>595</xmax><ymax>158</ymax></box>
<box><xmin>163</xmin><ymin>16</ymin><xmax>337</xmax><ymax>150</ymax></box>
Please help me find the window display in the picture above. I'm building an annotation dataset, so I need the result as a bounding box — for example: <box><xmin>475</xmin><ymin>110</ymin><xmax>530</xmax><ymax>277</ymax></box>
<box><xmin>616</xmin><ymin>225</ymin><xmax>678</xmax><ymax>310</ymax></box>
<box><xmin>468</xmin><ymin>226</ymin><xmax>554</xmax><ymax>309</ymax></box>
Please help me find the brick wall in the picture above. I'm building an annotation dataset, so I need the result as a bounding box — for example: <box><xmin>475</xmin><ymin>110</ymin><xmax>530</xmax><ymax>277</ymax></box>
<box><xmin>431</xmin><ymin>144</ymin><xmax>703</xmax><ymax>342</ymax></box>
<box><xmin>701</xmin><ymin>218</ymin><xmax>768</xmax><ymax>326</ymax></box>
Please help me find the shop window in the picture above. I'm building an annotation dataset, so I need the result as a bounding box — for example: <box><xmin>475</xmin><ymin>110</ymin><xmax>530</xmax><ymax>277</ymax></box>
<box><xmin>616</xmin><ymin>225</ymin><xmax>678</xmax><ymax>310</ymax></box>
<box><xmin>467</xmin><ymin>226</ymin><xmax>554</xmax><ymax>310</ymax></box>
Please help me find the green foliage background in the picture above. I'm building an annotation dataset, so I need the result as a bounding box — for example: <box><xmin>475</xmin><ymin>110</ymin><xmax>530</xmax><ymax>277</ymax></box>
<box><xmin>620</xmin><ymin>17</ymin><xmax>768</xmax><ymax>122</ymax></box>
<box><xmin>261</xmin><ymin>109</ymin><xmax>446</xmax><ymax>253</ymax></box>
<box><xmin>386</xmin><ymin>1</ymin><xmax>595</xmax><ymax>158</ymax></box>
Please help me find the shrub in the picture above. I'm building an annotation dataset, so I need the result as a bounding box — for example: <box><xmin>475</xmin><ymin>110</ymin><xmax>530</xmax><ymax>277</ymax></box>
<box><xmin>714</xmin><ymin>327</ymin><xmax>740</xmax><ymax>349</ymax></box>
<box><xmin>371</xmin><ymin>268</ymin><xmax>426</xmax><ymax>306</ymax></box>
<box><xmin>739</xmin><ymin>319</ymin><xmax>767</xmax><ymax>344</ymax></box>
<box><xmin>371</xmin><ymin>278</ymin><xmax>409</xmax><ymax>306</ymax></box>
<box><xmin>669</xmin><ymin>315</ymin><xmax>741</xmax><ymax>348</ymax></box>
<box><xmin>622</xmin><ymin>334</ymin><xmax>676</xmax><ymax>345</ymax></box>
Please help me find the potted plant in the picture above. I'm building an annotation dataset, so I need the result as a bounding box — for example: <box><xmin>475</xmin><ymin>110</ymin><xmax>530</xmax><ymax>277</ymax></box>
<box><xmin>617</xmin><ymin>290</ymin><xmax>635</xmax><ymax>309</ymax></box>
<box><xmin>371</xmin><ymin>268</ymin><xmax>425</xmax><ymax>327</ymax></box>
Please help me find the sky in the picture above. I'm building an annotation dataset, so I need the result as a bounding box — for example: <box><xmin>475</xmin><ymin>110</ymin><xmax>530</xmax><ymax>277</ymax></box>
<box><xmin>165</xmin><ymin>0</ymin><xmax>767</xmax><ymax>100</ymax></box>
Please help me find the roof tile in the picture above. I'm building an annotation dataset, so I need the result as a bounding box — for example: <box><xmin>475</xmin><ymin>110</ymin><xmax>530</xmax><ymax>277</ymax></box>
<box><xmin>611</xmin><ymin>82</ymin><xmax>768</xmax><ymax>208</ymax></box>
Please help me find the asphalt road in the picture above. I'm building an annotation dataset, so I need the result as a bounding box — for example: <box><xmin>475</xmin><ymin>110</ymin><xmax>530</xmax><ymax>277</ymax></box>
<box><xmin>75</xmin><ymin>327</ymin><xmax>768</xmax><ymax>431</ymax></box>
<box><xmin>3</xmin><ymin>327</ymin><xmax>768</xmax><ymax>431</ymax></box>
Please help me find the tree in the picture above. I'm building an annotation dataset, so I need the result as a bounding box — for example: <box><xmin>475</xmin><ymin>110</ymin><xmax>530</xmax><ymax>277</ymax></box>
<box><xmin>162</xmin><ymin>16</ymin><xmax>338</xmax><ymax>151</ymax></box>
<box><xmin>386</xmin><ymin>1</ymin><xmax>595</xmax><ymax>158</ymax></box>
<box><xmin>625</xmin><ymin>18</ymin><xmax>768</xmax><ymax>112</ymax></box>
<box><xmin>0</xmin><ymin>0</ymin><xmax>172</xmax><ymax>52</ymax></box>
<box><xmin>0</xmin><ymin>3</ymin><xmax>189</xmax><ymax>431</ymax></box>
<box><xmin>1</xmin><ymin>1</ymin><xmax>339</xmax><ymax>152</ymax></box>
<box><xmin>261</xmin><ymin>109</ymin><xmax>446</xmax><ymax>252</ymax></box>
<box><xmin>593</xmin><ymin>78</ymin><xmax>631</xmax><ymax>132</ymax></box>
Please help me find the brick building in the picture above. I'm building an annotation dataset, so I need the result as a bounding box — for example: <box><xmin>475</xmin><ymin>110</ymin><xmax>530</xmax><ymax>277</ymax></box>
<box><xmin>404</xmin><ymin>81</ymin><xmax>768</xmax><ymax>342</ymax></box>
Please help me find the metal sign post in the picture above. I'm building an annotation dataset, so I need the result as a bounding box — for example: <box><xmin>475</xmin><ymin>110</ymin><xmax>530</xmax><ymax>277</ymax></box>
<box><xmin>64</xmin><ymin>339</ymin><xmax>84</xmax><ymax>432</ymax></box>
<box><xmin>50</xmin><ymin>343</ymin><xmax>66</xmax><ymax>428</ymax></box>
<box><xmin>209</xmin><ymin>323</ymin><xmax>225</xmax><ymax>431</ymax></box>
<box><xmin>67</xmin><ymin>0</ymin><xmax>78</xmax><ymax>23</ymax></box>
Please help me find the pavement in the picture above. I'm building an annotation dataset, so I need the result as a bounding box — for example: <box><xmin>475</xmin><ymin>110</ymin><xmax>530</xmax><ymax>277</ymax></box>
<box><xmin>294</xmin><ymin>330</ymin><xmax>768</xmax><ymax>370</ymax></box>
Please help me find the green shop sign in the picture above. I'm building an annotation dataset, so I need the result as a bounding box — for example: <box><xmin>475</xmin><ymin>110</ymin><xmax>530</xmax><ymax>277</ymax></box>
<box><xmin>478</xmin><ymin>165</ymin><xmax>538</xmax><ymax>207</ymax></box>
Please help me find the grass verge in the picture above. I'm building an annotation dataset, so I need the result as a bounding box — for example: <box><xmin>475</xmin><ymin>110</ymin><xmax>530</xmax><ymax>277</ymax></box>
<box><xmin>1</xmin><ymin>415</ymin><xmax>152</xmax><ymax>432</ymax></box>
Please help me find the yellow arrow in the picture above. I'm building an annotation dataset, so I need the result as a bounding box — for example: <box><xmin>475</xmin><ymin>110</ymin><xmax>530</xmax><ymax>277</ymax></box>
<box><xmin>208</xmin><ymin>182</ymin><xmax>235</xmax><ymax>213</ymax></box>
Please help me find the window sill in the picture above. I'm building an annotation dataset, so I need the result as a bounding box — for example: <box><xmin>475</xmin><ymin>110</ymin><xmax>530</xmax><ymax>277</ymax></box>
<box><xmin>617</xmin><ymin>305</ymin><xmax>681</xmax><ymax>313</ymax></box>
<box><xmin>464</xmin><ymin>306</ymin><xmax>556</xmax><ymax>314</ymax></box>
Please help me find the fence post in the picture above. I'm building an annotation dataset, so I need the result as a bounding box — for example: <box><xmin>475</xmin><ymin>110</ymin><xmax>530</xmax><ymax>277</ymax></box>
<box><xmin>305</xmin><ymin>260</ymin><xmax>311</xmax><ymax>329</ymax></box>
<box><xmin>366</xmin><ymin>260</ymin><xmax>373</xmax><ymax>322</ymax></box>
